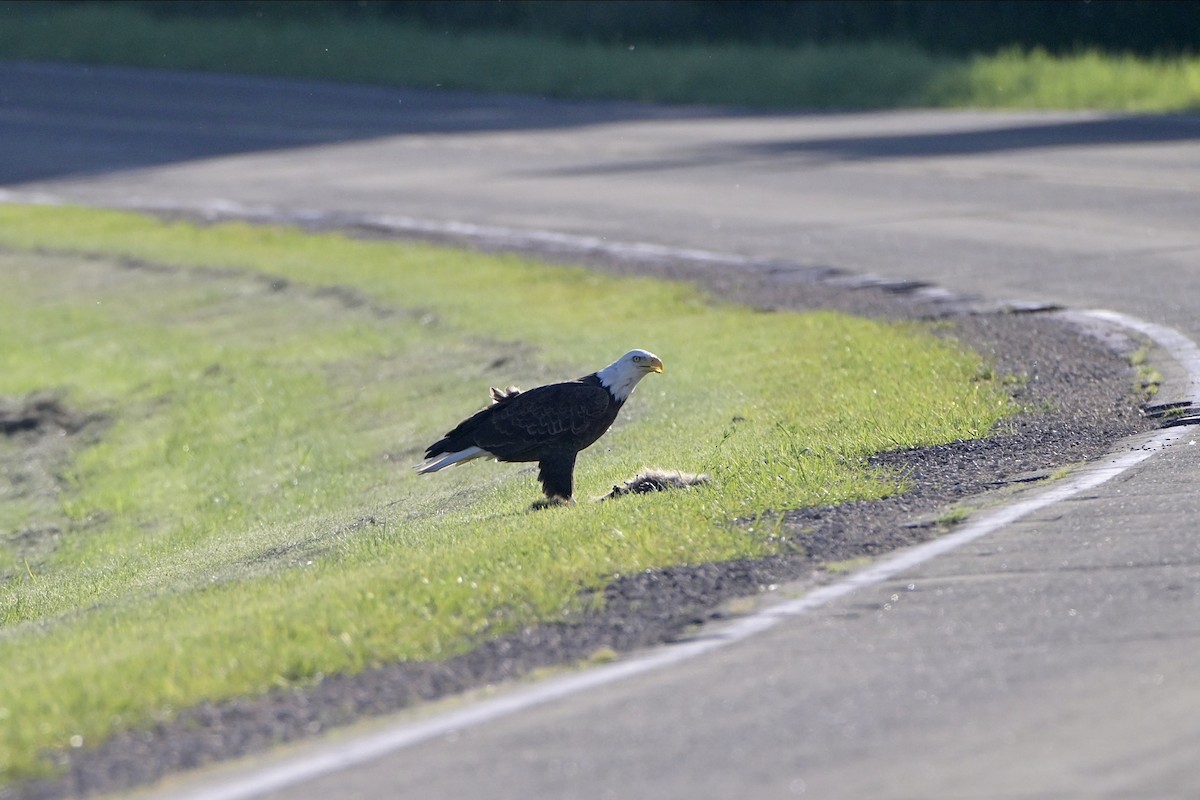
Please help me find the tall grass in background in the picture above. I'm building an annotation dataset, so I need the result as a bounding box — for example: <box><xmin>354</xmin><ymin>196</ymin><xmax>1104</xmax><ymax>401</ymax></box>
<box><xmin>1</xmin><ymin>2</ymin><xmax>1198</xmax><ymax>111</ymax></box>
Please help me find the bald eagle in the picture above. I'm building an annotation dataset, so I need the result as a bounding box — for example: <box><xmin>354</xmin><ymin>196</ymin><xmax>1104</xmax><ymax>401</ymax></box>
<box><xmin>416</xmin><ymin>349</ymin><xmax>664</xmax><ymax>504</ymax></box>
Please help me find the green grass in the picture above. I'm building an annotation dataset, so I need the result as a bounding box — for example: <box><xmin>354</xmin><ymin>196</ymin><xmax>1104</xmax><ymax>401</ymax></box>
<box><xmin>935</xmin><ymin>506</ymin><xmax>971</xmax><ymax>529</ymax></box>
<box><xmin>926</xmin><ymin>47</ymin><xmax>1200</xmax><ymax>112</ymax></box>
<box><xmin>1129</xmin><ymin>345</ymin><xmax>1163</xmax><ymax>398</ymax></box>
<box><xmin>0</xmin><ymin>203</ymin><xmax>1011</xmax><ymax>784</ymax></box>
<box><xmin>2</xmin><ymin>3</ymin><xmax>1199</xmax><ymax>111</ymax></box>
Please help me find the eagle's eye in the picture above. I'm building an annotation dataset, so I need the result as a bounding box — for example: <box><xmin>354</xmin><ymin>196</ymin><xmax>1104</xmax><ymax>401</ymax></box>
<box><xmin>633</xmin><ymin>355</ymin><xmax>642</xmax><ymax>362</ymax></box>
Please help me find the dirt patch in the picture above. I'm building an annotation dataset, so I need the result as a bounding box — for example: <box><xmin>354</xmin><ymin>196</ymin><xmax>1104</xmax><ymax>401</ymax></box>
<box><xmin>0</xmin><ymin>394</ymin><xmax>106</xmax><ymax>571</ymax></box>
<box><xmin>10</xmin><ymin>229</ymin><xmax>1161</xmax><ymax>800</ymax></box>
<box><xmin>0</xmin><ymin>394</ymin><xmax>96</xmax><ymax>438</ymax></box>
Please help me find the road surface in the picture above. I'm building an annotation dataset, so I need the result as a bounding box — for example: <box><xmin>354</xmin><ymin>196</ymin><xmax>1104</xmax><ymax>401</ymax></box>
<box><xmin>3</xmin><ymin>60</ymin><xmax>1199</xmax><ymax>799</ymax></box>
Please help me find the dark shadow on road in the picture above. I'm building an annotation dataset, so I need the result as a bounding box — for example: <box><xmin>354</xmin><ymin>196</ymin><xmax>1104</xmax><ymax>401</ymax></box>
<box><xmin>753</xmin><ymin>115</ymin><xmax>1200</xmax><ymax>159</ymax></box>
<box><xmin>536</xmin><ymin>115</ymin><xmax>1200</xmax><ymax>177</ymax></box>
<box><xmin>5</xmin><ymin>60</ymin><xmax>1200</xmax><ymax>186</ymax></box>
<box><xmin>0</xmin><ymin>60</ymin><xmax>719</xmax><ymax>184</ymax></box>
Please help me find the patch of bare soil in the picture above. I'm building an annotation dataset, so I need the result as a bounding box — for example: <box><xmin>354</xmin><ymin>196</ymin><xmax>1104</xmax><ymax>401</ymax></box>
<box><xmin>0</xmin><ymin>394</ymin><xmax>106</xmax><ymax>572</ymax></box>
<box><xmin>10</xmin><ymin>232</ymin><xmax>1161</xmax><ymax>800</ymax></box>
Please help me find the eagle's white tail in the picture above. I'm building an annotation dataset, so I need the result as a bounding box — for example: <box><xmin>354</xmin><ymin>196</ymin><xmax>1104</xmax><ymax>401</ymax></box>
<box><xmin>415</xmin><ymin>446</ymin><xmax>487</xmax><ymax>474</ymax></box>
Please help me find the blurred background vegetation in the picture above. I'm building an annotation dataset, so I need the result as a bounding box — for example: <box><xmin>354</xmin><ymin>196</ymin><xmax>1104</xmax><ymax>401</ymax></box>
<box><xmin>3</xmin><ymin>0</ymin><xmax>1199</xmax><ymax>110</ymax></box>
<box><xmin>65</xmin><ymin>0</ymin><xmax>1200</xmax><ymax>56</ymax></box>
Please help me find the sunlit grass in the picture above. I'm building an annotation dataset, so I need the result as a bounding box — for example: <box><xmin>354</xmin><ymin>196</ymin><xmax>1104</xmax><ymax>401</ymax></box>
<box><xmin>928</xmin><ymin>47</ymin><xmax>1200</xmax><ymax>112</ymax></box>
<box><xmin>2</xmin><ymin>3</ymin><xmax>1198</xmax><ymax>110</ymax></box>
<box><xmin>0</xmin><ymin>204</ymin><xmax>1010</xmax><ymax>783</ymax></box>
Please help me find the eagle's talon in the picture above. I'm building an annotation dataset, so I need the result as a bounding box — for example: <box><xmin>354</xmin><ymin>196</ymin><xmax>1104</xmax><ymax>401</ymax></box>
<box><xmin>530</xmin><ymin>496</ymin><xmax>576</xmax><ymax>511</ymax></box>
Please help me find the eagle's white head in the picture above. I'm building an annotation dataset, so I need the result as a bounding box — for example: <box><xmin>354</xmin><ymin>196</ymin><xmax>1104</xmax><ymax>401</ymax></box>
<box><xmin>596</xmin><ymin>349</ymin><xmax>664</xmax><ymax>401</ymax></box>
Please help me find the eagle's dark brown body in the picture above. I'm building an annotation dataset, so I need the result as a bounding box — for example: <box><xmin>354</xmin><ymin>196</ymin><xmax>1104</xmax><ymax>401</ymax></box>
<box><xmin>423</xmin><ymin>375</ymin><xmax>622</xmax><ymax>501</ymax></box>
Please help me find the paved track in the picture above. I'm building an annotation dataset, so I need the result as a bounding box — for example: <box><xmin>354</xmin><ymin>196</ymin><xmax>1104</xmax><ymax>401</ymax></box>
<box><xmin>4</xmin><ymin>61</ymin><xmax>1200</xmax><ymax>798</ymax></box>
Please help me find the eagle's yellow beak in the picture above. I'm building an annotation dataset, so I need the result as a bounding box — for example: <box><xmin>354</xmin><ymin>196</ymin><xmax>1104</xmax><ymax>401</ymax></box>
<box><xmin>647</xmin><ymin>356</ymin><xmax>665</xmax><ymax>374</ymax></box>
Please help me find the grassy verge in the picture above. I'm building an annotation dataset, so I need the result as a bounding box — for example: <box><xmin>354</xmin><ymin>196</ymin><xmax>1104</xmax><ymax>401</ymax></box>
<box><xmin>0</xmin><ymin>203</ymin><xmax>1010</xmax><ymax>783</ymax></box>
<box><xmin>2</xmin><ymin>2</ymin><xmax>1199</xmax><ymax>111</ymax></box>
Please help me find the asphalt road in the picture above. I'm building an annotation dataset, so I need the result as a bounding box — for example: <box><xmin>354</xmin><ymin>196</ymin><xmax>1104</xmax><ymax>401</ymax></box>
<box><xmin>4</xmin><ymin>61</ymin><xmax>1200</xmax><ymax>799</ymax></box>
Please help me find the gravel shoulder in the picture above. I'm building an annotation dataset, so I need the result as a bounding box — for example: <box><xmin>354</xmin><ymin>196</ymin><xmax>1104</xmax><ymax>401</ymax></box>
<box><xmin>10</xmin><ymin>226</ymin><xmax>1157</xmax><ymax>800</ymax></box>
